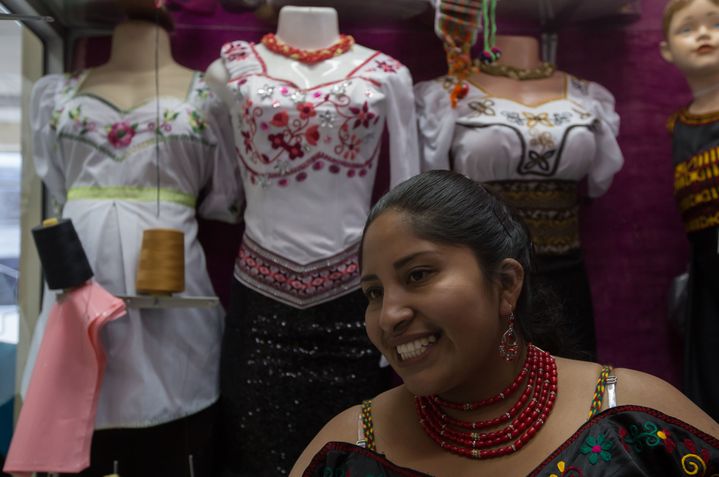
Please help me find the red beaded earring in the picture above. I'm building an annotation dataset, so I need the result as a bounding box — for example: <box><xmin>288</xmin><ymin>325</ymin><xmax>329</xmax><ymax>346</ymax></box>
<box><xmin>499</xmin><ymin>312</ymin><xmax>519</xmax><ymax>361</ymax></box>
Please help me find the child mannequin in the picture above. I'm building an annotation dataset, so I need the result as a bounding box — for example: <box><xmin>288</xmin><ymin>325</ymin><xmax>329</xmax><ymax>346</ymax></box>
<box><xmin>660</xmin><ymin>0</ymin><xmax>719</xmax><ymax>422</ymax></box>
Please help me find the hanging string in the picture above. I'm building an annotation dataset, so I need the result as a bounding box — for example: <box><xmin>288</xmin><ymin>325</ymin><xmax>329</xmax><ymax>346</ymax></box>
<box><xmin>154</xmin><ymin>1</ymin><xmax>163</xmax><ymax>218</ymax></box>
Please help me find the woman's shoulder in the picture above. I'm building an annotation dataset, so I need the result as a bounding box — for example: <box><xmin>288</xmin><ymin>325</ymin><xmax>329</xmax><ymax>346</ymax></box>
<box><xmin>612</xmin><ymin>367</ymin><xmax>719</xmax><ymax>437</ymax></box>
<box><xmin>290</xmin><ymin>386</ymin><xmax>407</xmax><ymax>477</ymax></box>
<box><xmin>554</xmin><ymin>358</ymin><xmax>719</xmax><ymax>437</ymax></box>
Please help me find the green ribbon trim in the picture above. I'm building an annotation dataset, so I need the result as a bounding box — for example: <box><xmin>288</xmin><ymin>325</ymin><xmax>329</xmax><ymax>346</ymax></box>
<box><xmin>67</xmin><ymin>186</ymin><xmax>196</xmax><ymax>207</ymax></box>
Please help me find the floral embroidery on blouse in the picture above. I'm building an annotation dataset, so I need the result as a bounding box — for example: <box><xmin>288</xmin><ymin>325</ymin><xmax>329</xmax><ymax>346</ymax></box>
<box><xmin>548</xmin><ymin>460</ymin><xmax>583</xmax><ymax>477</ymax></box>
<box><xmin>237</xmin><ymin>84</ymin><xmax>382</xmax><ymax>187</ymax></box>
<box><xmin>579</xmin><ymin>433</ymin><xmax>614</xmax><ymax>465</ymax></box>
<box><xmin>619</xmin><ymin>420</ymin><xmax>677</xmax><ymax>454</ymax></box>
<box><xmin>50</xmin><ymin>72</ymin><xmax>216</xmax><ymax>161</ymax></box>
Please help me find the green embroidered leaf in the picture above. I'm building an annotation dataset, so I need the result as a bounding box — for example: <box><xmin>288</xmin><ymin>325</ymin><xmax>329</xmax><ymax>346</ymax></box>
<box><xmin>601</xmin><ymin>450</ymin><xmax>612</xmax><ymax>462</ymax></box>
<box><xmin>588</xmin><ymin>452</ymin><xmax>599</xmax><ymax>465</ymax></box>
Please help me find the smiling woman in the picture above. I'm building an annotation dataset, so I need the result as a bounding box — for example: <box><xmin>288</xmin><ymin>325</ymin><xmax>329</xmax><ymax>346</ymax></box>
<box><xmin>290</xmin><ymin>171</ymin><xmax>719</xmax><ymax>477</ymax></box>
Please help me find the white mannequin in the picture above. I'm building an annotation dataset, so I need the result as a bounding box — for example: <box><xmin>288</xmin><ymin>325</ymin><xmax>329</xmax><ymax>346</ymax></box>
<box><xmin>469</xmin><ymin>35</ymin><xmax>566</xmax><ymax>107</ymax></box>
<box><xmin>205</xmin><ymin>6</ymin><xmax>375</xmax><ymax>102</ymax></box>
<box><xmin>78</xmin><ymin>20</ymin><xmax>195</xmax><ymax>110</ymax></box>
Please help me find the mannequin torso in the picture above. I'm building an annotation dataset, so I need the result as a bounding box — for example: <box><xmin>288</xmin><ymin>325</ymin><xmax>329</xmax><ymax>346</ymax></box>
<box><xmin>205</xmin><ymin>6</ymin><xmax>376</xmax><ymax>100</ymax></box>
<box><xmin>468</xmin><ymin>35</ymin><xmax>566</xmax><ymax>107</ymax></box>
<box><xmin>78</xmin><ymin>20</ymin><xmax>195</xmax><ymax>110</ymax></box>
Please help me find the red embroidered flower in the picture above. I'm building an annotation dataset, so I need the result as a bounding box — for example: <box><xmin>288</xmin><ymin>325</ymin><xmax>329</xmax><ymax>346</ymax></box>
<box><xmin>287</xmin><ymin>141</ymin><xmax>304</xmax><ymax>160</ymax></box>
<box><xmin>107</xmin><ymin>122</ymin><xmax>137</xmax><ymax>148</ymax></box>
<box><xmin>223</xmin><ymin>43</ymin><xmax>249</xmax><ymax>62</ymax></box>
<box><xmin>269</xmin><ymin>133</ymin><xmax>285</xmax><ymax>149</ymax></box>
<box><xmin>304</xmin><ymin>125</ymin><xmax>320</xmax><ymax>146</ymax></box>
<box><xmin>297</xmin><ymin>102</ymin><xmax>317</xmax><ymax>120</ymax></box>
<box><xmin>241</xmin><ymin>131</ymin><xmax>254</xmax><ymax>153</ymax></box>
<box><xmin>350</xmin><ymin>102</ymin><xmax>376</xmax><ymax>129</ymax></box>
<box><xmin>271</xmin><ymin>111</ymin><xmax>289</xmax><ymax>127</ymax></box>
<box><xmin>343</xmin><ymin>134</ymin><xmax>362</xmax><ymax>160</ymax></box>
<box><xmin>375</xmin><ymin>60</ymin><xmax>397</xmax><ymax>73</ymax></box>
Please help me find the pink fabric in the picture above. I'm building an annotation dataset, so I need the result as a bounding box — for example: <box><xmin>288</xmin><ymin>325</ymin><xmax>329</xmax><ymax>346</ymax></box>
<box><xmin>3</xmin><ymin>282</ymin><xmax>126</xmax><ymax>476</ymax></box>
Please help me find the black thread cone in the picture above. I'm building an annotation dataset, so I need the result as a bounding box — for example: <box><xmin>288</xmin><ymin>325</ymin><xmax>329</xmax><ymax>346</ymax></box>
<box><xmin>32</xmin><ymin>218</ymin><xmax>93</xmax><ymax>290</ymax></box>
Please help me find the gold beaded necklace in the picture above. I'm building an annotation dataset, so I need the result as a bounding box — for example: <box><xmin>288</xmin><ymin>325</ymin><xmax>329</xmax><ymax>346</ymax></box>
<box><xmin>477</xmin><ymin>60</ymin><xmax>556</xmax><ymax>81</ymax></box>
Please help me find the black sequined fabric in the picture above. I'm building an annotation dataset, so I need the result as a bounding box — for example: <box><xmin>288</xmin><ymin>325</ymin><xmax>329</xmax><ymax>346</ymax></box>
<box><xmin>217</xmin><ymin>280</ymin><xmax>388</xmax><ymax>477</ymax></box>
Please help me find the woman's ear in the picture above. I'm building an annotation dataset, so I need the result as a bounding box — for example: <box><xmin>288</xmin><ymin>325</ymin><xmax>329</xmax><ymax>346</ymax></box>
<box><xmin>497</xmin><ymin>258</ymin><xmax>524</xmax><ymax>316</ymax></box>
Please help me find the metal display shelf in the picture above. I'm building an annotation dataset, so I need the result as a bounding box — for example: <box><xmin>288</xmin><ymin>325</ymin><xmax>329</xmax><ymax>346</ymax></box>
<box><xmin>115</xmin><ymin>294</ymin><xmax>219</xmax><ymax>309</ymax></box>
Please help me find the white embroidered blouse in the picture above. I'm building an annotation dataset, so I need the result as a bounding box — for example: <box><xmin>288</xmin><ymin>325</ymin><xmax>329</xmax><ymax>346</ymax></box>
<box><xmin>24</xmin><ymin>71</ymin><xmax>240</xmax><ymax>429</ymax></box>
<box><xmin>221</xmin><ymin>41</ymin><xmax>420</xmax><ymax>309</ymax></box>
<box><xmin>414</xmin><ymin>75</ymin><xmax>623</xmax><ymax>197</ymax></box>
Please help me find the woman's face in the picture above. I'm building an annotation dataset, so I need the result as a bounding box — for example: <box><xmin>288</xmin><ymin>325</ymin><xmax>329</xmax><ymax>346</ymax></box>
<box><xmin>662</xmin><ymin>0</ymin><xmax>719</xmax><ymax>76</ymax></box>
<box><xmin>361</xmin><ymin>210</ymin><xmax>513</xmax><ymax>398</ymax></box>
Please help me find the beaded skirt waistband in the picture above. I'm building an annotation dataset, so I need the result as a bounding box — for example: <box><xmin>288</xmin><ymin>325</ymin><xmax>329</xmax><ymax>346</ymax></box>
<box><xmin>484</xmin><ymin>180</ymin><xmax>580</xmax><ymax>255</ymax></box>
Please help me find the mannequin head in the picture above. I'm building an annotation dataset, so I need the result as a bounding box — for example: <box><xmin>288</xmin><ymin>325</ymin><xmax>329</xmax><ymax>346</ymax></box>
<box><xmin>660</xmin><ymin>0</ymin><xmax>719</xmax><ymax>78</ymax></box>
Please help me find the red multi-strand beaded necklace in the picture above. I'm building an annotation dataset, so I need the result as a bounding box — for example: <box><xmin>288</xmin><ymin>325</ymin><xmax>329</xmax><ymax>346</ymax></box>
<box><xmin>415</xmin><ymin>344</ymin><xmax>557</xmax><ymax>459</ymax></box>
<box><xmin>261</xmin><ymin>33</ymin><xmax>355</xmax><ymax>64</ymax></box>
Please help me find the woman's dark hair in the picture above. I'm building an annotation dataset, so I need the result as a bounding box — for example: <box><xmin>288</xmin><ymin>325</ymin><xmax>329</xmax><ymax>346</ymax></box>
<box><xmin>361</xmin><ymin>170</ymin><xmax>568</xmax><ymax>356</ymax></box>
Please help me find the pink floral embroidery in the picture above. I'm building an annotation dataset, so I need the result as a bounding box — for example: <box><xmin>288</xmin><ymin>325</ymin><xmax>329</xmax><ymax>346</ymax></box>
<box><xmin>107</xmin><ymin>122</ymin><xmax>137</xmax><ymax>148</ymax></box>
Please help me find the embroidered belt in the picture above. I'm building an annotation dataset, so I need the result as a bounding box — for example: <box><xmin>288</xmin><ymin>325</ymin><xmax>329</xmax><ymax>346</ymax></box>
<box><xmin>485</xmin><ymin>180</ymin><xmax>580</xmax><ymax>255</ymax></box>
<box><xmin>674</xmin><ymin>146</ymin><xmax>719</xmax><ymax>234</ymax></box>
<box><xmin>67</xmin><ymin>186</ymin><xmax>196</xmax><ymax>208</ymax></box>
<box><xmin>234</xmin><ymin>234</ymin><xmax>361</xmax><ymax>309</ymax></box>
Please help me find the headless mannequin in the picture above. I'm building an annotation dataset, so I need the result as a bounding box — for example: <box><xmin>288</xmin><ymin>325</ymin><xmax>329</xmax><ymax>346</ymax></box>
<box><xmin>469</xmin><ymin>35</ymin><xmax>566</xmax><ymax>107</ymax></box>
<box><xmin>205</xmin><ymin>6</ymin><xmax>375</xmax><ymax>101</ymax></box>
<box><xmin>78</xmin><ymin>19</ymin><xmax>195</xmax><ymax>110</ymax></box>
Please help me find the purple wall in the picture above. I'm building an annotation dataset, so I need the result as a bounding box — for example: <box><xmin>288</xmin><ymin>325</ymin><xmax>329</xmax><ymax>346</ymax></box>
<box><xmin>75</xmin><ymin>0</ymin><xmax>689</xmax><ymax>386</ymax></box>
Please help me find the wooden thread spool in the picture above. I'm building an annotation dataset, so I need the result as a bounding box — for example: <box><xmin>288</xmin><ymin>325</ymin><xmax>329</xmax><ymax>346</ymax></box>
<box><xmin>135</xmin><ymin>228</ymin><xmax>185</xmax><ymax>295</ymax></box>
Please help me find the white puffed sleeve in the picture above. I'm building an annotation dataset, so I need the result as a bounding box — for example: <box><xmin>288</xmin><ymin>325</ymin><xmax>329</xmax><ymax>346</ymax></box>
<box><xmin>584</xmin><ymin>80</ymin><xmax>624</xmax><ymax>198</ymax></box>
<box><xmin>197</xmin><ymin>93</ymin><xmax>243</xmax><ymax>223</ymax></box>
<box><xmin>30</xmin><ymin>75</ymin><xmax>66</xmax><ymax>207</ymax></box>
<box><xmin>415</xmin><ymin>78</ymin><xmax>457</xmax><ymax>172</ymax></box>
<box><xmin>384</xmin><ymin>65</ymin><xmax>421</xmax><ymax>187</ymax></box>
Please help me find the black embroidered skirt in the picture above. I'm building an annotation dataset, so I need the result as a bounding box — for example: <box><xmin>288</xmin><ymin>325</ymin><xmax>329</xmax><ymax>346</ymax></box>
<box><xmin>217</xmin><ymin>280</ymin><xmax>388</xmax><ymax>477</ymax></box>
<box><xmin>532</xmin><ymin>250</ymin><xmax>597</xmax><ymax>361</ymax></box>
<box><xmin>684</xmin><ymin>227</ymin><xmax>719</xmax><ymax>421</ymax></box>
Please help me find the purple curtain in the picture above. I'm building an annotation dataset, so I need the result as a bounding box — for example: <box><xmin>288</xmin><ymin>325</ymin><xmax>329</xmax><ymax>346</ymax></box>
<box><xmin>75</xmin><ymin>0</ymin><xmax>688</xmax><ymax>386</ymax></box>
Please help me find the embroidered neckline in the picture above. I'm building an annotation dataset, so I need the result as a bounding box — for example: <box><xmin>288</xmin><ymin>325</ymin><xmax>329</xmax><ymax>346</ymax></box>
<box><xmin>464</xmin><ymin>73</ymin><xmax>571</xmax><ymax>109</ymax></box>
<box><xmin>677</xmin><ymin>107</ymin><xmax>719</xmax><ymax>125</ymax></box>
<box><xmin>477</xmin><ymin>61</ymin><xmax>556</xmax><ymax>81</ymax></box>
<box><xmin>249</xmin><ymin>42</ymin><xmax>381</xmax><ymax>93</ymax></box>
<box><xmin>69</xmin><ymin>70</ymin><xmax>201</xmax><ymax>113</ymax></box>
<box><xmin>261</xmin><ymin>33</ymin><xmax>355</xmax><ymax>64</ymax></box>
